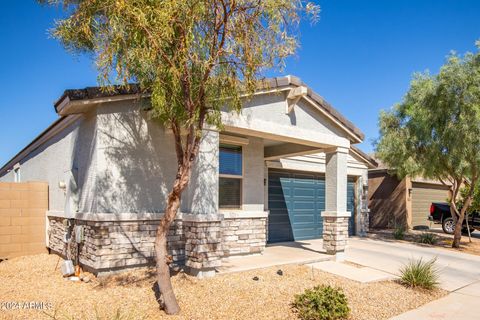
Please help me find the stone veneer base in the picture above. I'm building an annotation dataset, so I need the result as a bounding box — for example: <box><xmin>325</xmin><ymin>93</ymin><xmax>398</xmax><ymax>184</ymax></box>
<box><xmin>322</xmin><ymin>216</ymin><xmax>349</xmax><ymax>254</ymax></box>
<box><xmin>47</xmin><ymin>214</ymin><xmax>267</xmax><ymax>276</ymax></box>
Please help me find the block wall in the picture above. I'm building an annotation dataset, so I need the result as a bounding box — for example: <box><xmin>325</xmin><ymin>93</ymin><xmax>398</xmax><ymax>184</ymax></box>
<box><xmin>0</xmin><ymin>182</ymin><xmax>48</xmax><ymax>259</ymax></box>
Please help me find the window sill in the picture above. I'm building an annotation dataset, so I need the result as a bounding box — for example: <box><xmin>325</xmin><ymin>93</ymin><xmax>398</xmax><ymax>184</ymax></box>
<box><xmin>220</xmin><ymin>210</ymin><xmax>269</xmax><ymax>219</ymax></box>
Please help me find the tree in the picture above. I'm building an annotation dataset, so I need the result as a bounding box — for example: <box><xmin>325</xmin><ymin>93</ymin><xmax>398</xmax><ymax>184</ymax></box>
<box><xmin>376</xmin><ymin>42</ymin><xmax>480</xmax><ymax>249</ymax></box>
<box><xmin>41</xmin><ymin>0</ymin><xmax>319</xmax><ymax>315</ymax></box>
<box><xmin>457</xmin><ymin>184</ymin><xmax>480</xmax><ymax>242</ymax></box>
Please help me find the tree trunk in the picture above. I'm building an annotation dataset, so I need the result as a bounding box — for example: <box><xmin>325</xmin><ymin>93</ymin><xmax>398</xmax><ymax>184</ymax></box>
<box><xmin>451</xmin><ymin>191</ymin><xmax>474</xmax><ymax>248</ymax></box>
<box><xmin>154</xmin><ymin>190</ymin><xmax>182</xmax><ymax>315</ymax></box>
<box><xmin>154</xmin><ymin>130</ymin><xmax>200</xmax><ymax>315</ymax></box>
<box><xmin>452</xmin><ymin>211</ymin><xmax>465</xmax><ymax>248</ymax></box>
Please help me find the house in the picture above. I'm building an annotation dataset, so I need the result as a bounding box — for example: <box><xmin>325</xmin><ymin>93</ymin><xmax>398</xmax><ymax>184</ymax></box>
<box><xmin>0</xmin><ymin>76</ymin><xmax>376</xmax><ymax>277</ymax></box>
<box><xmin>368</xmin><ymin>167</ymin><xmax>450</xmax><ymax>230</ymax></box>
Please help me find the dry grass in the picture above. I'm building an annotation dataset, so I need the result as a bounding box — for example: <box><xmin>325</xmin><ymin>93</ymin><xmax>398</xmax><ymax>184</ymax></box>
<box><xmin>0</xmin><ymin>254</ymin><xmax>446</xmax><ymax>320</ymax></box>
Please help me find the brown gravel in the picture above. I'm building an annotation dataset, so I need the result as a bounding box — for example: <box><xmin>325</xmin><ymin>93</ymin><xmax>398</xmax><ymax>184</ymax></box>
<box><xmin>0</xmin><ymin>254</ymin><xmax>446</xmax><ymax>320</ymax></box>
<box><xmin>368</xmin><ymin>229</ymin><xmax>480</xmax><ymax>256</ymax></box>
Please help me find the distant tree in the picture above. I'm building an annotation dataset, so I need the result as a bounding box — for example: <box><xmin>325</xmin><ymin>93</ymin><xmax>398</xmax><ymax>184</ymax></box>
<box><xmin>376</xmin><ymin>42</ymin><xmax>480</xmax><ymax>249</ymax></box>
<box><xmin>40</xmin><ymin>0</ymin><xmax>319</xmax><ymax>315</ymax></box>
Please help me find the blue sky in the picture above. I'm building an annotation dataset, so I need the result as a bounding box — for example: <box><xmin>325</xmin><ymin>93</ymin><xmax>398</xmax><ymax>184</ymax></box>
<box><xmin>0</xmin><ymin>1</ymin><xmax>479</xmax><ymax>166</ymax></box>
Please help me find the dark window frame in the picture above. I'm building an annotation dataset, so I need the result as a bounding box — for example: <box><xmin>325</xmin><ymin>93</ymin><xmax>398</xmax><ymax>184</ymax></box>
<box><xmin>219</xmin><ymin>144</ymin><xmax>243</xmax><ymax>209</ymax></box>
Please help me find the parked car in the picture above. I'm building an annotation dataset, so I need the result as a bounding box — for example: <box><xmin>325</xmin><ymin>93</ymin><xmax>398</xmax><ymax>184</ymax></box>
<box><xmin>429</xmin><ymin>202</ymin><xmax>480</xmax><ymax>234</ymax></box>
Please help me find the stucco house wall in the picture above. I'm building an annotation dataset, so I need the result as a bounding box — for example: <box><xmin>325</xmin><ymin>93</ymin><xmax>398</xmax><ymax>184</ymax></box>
<box><xmin>368</xmin><ymin>169</ymin><xmax>451</xmax><ymax>230</ymax></box>
<box><xmin>368</xmin><ymin>170</ymin><xmax>408</xmax><ymax>229</ymax></box>
<box><xmin>94</xmin><ymin>100</ymin><xmax>180</xmax><ymax>214</ymax></box>
<box><xmin>0</xmin><ymin>76</ymin><xmax>375</xmax><ymax>276</ymax></box>
<box><xmin>241</xmin><ymin>137</ymin><xmax>265</xmax><ymax>212</ymax></box>
<box><xmin>238</xmin><ymin>93</ymin><xmax>350</xmax><ymax>139</ymax></box>
<box><xmin>0</xmin><ymin>115</ymin><xmax>97</xmax><ymax>215</ymax></box>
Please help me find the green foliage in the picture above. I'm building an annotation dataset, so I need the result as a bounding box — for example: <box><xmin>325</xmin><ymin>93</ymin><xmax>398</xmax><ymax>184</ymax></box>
<box><xmin>393</xmin><ymin>226</ymin><xmax>405</xmax><ymax>240</ymax></box>
<box><xmin>292</xmin><ymin>285</ymin><xmax>350</xmax><ymax>320</ymax></box>
<box><xmin>375</xmin><ymin>42</ymin><xmax>480</xmax><ymax>188</ymax></box>
<box><xmin>40</xmin><ymin>0</ymin><xmax>319</xmax><ymax>131</ymax></box>
<box><xmin>457</xmin><ymin>185</ymin><xmax>480</xmax><ymax>214</ymax></box>
<box><xmin>400</xmin><ymin>258</ymin><xmax>439</xmax><ymax>290</ymax></box>
<box><xmin>376</xmin><ymin>42</ymin><xmax>480</xmax><ymax>243</ymax></box>
<box><xmin>417</xmin><ymin>232</ymin><xmax>438</xmax><ymax>245</ymax></box>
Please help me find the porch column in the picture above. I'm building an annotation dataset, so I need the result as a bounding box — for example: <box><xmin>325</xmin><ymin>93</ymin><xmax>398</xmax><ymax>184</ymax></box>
<box><xmin>321</xmin><ymin>147</ymin><xmax>350</xmax><ymax>260</ymax></box>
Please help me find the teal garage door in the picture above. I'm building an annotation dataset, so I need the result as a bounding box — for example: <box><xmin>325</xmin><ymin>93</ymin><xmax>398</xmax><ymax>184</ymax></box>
<box><xmin>268</xmin><ymin>169</ymin><xmax>355</xmax><ymax>243</ymax></box>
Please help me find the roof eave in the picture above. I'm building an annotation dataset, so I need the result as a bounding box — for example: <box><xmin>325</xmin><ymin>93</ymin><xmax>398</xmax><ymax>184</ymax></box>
<box><xmin>53</xmin><ymin>76</ymin><xmax>366</xmax><ymax>142</ymax></box>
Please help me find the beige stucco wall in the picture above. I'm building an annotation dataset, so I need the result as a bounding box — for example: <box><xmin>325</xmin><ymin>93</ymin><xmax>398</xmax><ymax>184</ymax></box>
<box><xmin>1</xmin><ymin>89</ymin><xmax>367</xmax><ymax>220</ymax></box>
<box><xmin>0</xmin><ymin>115</ymin><xmax>96</xmax><ymax>215</ymax></box>
<box><xmin>222</xmin><ymin>93</ymin><xmax>351</xmax><ymax>149</ymax></box>
<box><xmin>95</xmin><ymin>100</ymin><xmax>219</xmax><ymax>215</ymax></box>
<box><xmin>266</xmin><ymin>151</ymin><xmax>369</xmax><ymax>177</ymax></box>
<box><xmin>239</xmin><ymin>94</ymin><xmax>349</xmax><ymax>138</ymax></box>
<box><xmin>368</xmin><ymin>171</ymin><xmax>409</xmax><ymax>228</ymax></box>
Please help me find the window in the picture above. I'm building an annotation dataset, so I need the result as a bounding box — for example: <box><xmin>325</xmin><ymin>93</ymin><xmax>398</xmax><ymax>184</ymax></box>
<box><xmin>219</xmin><ymin>144</ymin><xmax>242</xmax><ymax>209</ymax></box>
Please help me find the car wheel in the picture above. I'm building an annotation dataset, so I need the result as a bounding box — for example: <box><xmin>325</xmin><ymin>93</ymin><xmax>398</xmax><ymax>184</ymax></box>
<box><xmin>442</xmin><ymin>217</ymin><xmax>455</xmax><ymax>234</ymax></box>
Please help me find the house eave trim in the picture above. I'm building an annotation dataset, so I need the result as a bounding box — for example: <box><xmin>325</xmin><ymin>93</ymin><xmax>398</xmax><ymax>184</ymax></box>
<box><xmin>0</xmin><ymin>115</ymin><xmax>83</xmax><ymax>176</ymax></box>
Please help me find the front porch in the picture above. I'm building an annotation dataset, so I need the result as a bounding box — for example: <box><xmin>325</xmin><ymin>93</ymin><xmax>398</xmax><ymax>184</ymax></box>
<box><xmin>218</xmin><ymin>239</ymin><xmax>330</xmax><ymax>274</ymax></box>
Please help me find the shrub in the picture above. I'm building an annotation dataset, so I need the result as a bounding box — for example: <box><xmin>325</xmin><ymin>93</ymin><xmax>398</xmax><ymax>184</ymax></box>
<box><xmin>393</xmin><ymin>226</ymin><xmax>406</xmax><ymax>240</ymax></box>
<box><xmin>417</xmin><ymin>232</ymin><xmax>438</xmax><ymax>245</ymax></box>
<box><xmin>292</xmin><ymin>285</ymin><xmax>350</xmax><ymax>320</ymax></box>
<box><xmin>399</xmin><ymin>257</ymin><xmax>439</xmax><ymax>290</ymax></box>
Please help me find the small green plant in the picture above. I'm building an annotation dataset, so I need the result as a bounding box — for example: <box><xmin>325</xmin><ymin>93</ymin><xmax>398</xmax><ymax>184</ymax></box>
<box><xmin>417</xmin><ymin>232</ymin><xmax>438</xmax><ymax>245</ymax></box>
<box><xmin>292</xmin><ymin>285</ymin><xmax>350</xmax><ymax>320</ymax></box>
<box><xmin>393</xmin><ymin>226</ymin><xmax>406</xmax><ymax>240</ymax></box>
<box><xmin>399</xmin><ymin>257</ymin><xmax>439</xmax><ymax>290</ymax></box>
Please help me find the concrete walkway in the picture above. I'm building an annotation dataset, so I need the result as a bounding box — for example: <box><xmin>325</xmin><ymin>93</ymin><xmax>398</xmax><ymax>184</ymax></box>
<box><xmin>390</xmin><ymin>280</ymin><xmax>480</xmax><ymax>320</ymax></box>
<box><xmin>346</xmin><ymin>238</ymin><xmax>480</xmax><ymax>291</ymax></box>
<box><xmin>217</xmin><ymin>239</ymin><xmax>330</xmax><ymax>273</ymax></box>
<box><xmin>344</xmin><ymin>238</ymin><xmax>480</xmax><ymax>320</ymax></box>
<box><xmin>308</xmin><ymin>260</ymin><xmax>396</xmax><ymax>283</ymax></box>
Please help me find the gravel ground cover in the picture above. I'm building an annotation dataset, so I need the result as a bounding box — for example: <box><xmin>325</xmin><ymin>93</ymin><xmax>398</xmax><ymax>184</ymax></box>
<box><xmin>0</xmin><ymin>254</ymin><xmax>446</xmax><ymax>320</ymax></box>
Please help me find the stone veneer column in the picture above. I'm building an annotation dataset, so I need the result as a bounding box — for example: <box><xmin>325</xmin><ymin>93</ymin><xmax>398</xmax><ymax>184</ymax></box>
<box><xmin>358</xmin><ymin>173</ymin><xmax>370</xmax><ymax>237</ymax></box>
<box><xmin>183</xmin><ymin>214</ymin><xmax>223</xmax><ymax>278</ymax></box>
<box><xmin>321</xmin><ymin>146</ymin><xmax>350</xmax><ymax>260</ymax></box>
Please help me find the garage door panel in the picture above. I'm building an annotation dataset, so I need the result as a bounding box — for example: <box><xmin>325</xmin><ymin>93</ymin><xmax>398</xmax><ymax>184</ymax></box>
<box><xmin>293</xmin><ymin>201</ymin><xmax>315</xmax><ymax>210</ymax></box>
<box><xmin>293</xmin><ymin>209</ymin><xmax>316</xmax><ymax>218</ymax></box>
<box><xmin>293</xmin><ymin>228</ymin><xmax>319</xmax><ymax>240</ymax></box>
<box><xmin>412</xmin><ymin>183</ymin><xmax>449</xmax><ymax>228</ymax></box>
<box><xmin>268</xmin><ymin>169</ymin><xmax>355</xmax><ymax>243</ymax></box>
<box><xmin>268</xmin><ymin>193</ymin><xmax>288</xmax><ymax>202</ymax></box>
<box><xmin>292</xmin><ymin>173</ymin><xmax>316</xmax><ymax>182</ymax></box>
<box><xmin>268</xmin><ymin>200</ymin><xmax>288</xmax><ymax>210</ymax></box>
<box><xmin>293</xmin><ymin>187</ymin><xmax>316</xmax><ymax>198</ymax></box>
<box><xmin>293</xmin><ymin>214</ymin><xmax>316</xmax><ymax>224</ymax></box>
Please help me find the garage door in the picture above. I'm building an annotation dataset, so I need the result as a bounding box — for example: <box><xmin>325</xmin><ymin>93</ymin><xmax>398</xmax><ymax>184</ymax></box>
<box><xmin>268</xmin><ymin>169</ymin><xmax>355</xmax><ymax>243</ymax></box>
<box><xmin>411</xmin><ymin>182</ymin><xmax>450</xmax><ymax>228</ymax></box>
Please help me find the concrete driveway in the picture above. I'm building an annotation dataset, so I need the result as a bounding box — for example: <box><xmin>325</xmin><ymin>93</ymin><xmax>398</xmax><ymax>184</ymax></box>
<box><xmin>346</xmin><ymin>237</ymin><xmax>480</xmax><ymax>291</ymax></box>
<box><xmin>346</xmin><ymin>238</ymin><xmax>480</xmax><ymax>319</ymax></box>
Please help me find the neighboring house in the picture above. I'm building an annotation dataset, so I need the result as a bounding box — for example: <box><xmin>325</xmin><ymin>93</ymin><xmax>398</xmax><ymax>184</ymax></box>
<box><xmin>0</xmin><ymin>76</ymin><xmax>376</xmax><ymax>277</ymax></box>
<box><xmin>368</xmin><ymin>168</ymin><xmax>450</xmax><ymax>230</ymax></box>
